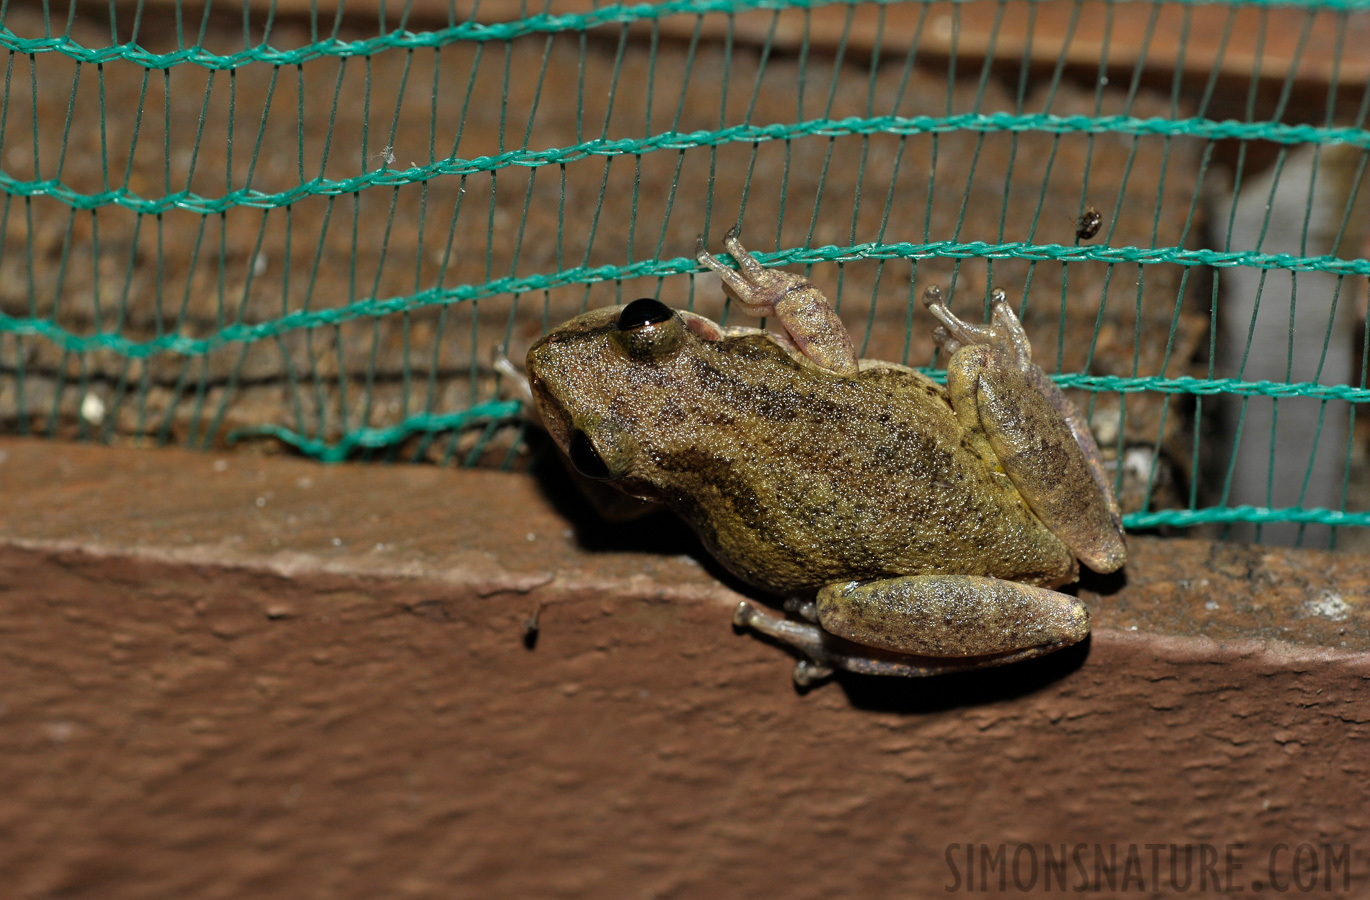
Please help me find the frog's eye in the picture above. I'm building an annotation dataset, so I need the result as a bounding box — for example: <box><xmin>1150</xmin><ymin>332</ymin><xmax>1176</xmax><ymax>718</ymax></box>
<box><xmin>613</xmin><ymin>298</ymin><xmax>685</xmax><ymax>360</ymax></box>
<box><xmin>617</xmin><ymin>298</ymin><xmax>673</xmax><ymax>331</ymax></box>
<box><xmin>568</xmin><ymin>430</ymin><xmax>612</xmax><ymax>480</ymax></box>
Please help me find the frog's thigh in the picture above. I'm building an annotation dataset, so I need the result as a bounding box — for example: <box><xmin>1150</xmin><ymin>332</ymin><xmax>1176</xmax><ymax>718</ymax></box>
<box><xmin>817</xmin><ymin>575</ymin><xmax>1089</xmax><ymax>658</ymax></box>
<box><xmin>947</xmin><ymin>345</ymin><xmax>1125</xmax><ymax>572</ymax></box>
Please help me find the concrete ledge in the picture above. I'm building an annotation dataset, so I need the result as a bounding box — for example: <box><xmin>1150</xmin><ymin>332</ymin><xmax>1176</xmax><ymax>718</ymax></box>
<box><xmin>1</xmin><ymin>437</ymin><xmax>1367</xmax><ymax>896</ymax></box>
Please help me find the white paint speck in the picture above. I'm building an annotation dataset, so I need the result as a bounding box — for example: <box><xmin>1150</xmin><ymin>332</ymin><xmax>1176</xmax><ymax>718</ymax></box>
<box><xmin>1204</xmin><ymin>600</ymin><xmax>1220</xmax><ymax>611</ymax></box>
<box><xmin>213</xmin><ymin>459</ymin><xmax>229</xmax><ymax>472</ymax></box>
<box><xmin>80</xmin><ymin>392</ymin><xmax>105</xmax><ymax>425</ymax></box>
<box><xmin>1122</xmin><ymin>447</ymin><xmax>1154</xmax><ymax>481</ymax></box>
<box><xmin>1304</xmin><ymin>590</ymin><xmax>1350</xmax><ymax>622</ymax></box>
<box><xmin>1090</xmin><ymin>408</ymin><xmax>1121</xmax><ymax>446</ymax></box>
<box><xmin>332</xmin><ymin>537</ymin><xmax>343</xmax><ymax>547</ymax></box>
<box><xmin>255</xmin><ymin>496</ymin><xmax>267</xmax><ymax>508</ymax></box>
<box><xmin>252</xmin><ymin>253</ymin><xmax>268</xmax><ymax>277</ymax></box>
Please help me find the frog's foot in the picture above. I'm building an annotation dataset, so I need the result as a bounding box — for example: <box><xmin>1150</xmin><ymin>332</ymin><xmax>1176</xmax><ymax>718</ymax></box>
<box><xmin>696</xmin><ymin>228</ymin><xmax>858</xmax><ymax>377</ymax></box>
<box><xmin>922</xmin><ymin>285</ymin><xmax>1033</xmax><ymax>369</ymax></box>
<box><xmin>695</xmin><ymin>227</ymin><xmax>800</xmax><ymax>315</ymax></box>
<box><xmin>733</xmin><ymin>602</ymin><xmax>834</xmax><ymax>686</ymax></box>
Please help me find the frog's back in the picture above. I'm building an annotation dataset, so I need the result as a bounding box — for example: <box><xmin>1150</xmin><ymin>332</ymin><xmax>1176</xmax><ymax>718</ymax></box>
<box><xmin>644</xmin><ymin>335</ymin><xmax>1076</xmax><ymax>594</ymax></box>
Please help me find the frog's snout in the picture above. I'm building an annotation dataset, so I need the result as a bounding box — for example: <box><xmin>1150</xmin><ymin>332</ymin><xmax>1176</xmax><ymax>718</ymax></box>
<box><xmin>522</xmin><ymin>348</ymin><xmax>572</xmax><ymax>453</ymax></box>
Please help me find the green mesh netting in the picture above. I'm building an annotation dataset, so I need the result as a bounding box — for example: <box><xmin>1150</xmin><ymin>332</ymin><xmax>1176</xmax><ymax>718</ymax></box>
<box><xmin>0</xmin><ymin>0</ymin><xmax>1367</xmax><ymax>547</ymax></box>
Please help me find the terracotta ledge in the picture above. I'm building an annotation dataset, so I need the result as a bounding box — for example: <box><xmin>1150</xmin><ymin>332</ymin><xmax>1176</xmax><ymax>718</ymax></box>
<box><xmin>1</xmin><ymin>437</ymin><xmax>1367</xmax><ymax>897</ymax></box>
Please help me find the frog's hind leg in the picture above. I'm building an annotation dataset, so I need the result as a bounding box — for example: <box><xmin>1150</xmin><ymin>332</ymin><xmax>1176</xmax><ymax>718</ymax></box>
<box><xmin>695</xmin><ymin>228</ymin><xmax>858</xmax><ymax>377</ymax></box>
<box><xmin>734</xmin><ymin>576</ymin><xmax>1087</xmax><ymax>686</ymax></box>
<box><xmin>734</xmin><ymin>601</ymin><xmax>990</xmax><ymax>686</ymax></box>
<box><xmin>815</xmin><ymin>575</ymin><xmax>1089</xmax><ymax>659</ymax></box>
<box><xmin>924</xmin><ymin>287</ymin><xmax>1126</xmax><ymax>573</ymax></box>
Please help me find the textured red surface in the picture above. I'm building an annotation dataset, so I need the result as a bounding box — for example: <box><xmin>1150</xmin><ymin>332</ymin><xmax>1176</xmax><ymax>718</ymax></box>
<box><xmin>1</xmin><ymin>438</ymin><xmax>1367</xmax><ymax>897</ymax></box>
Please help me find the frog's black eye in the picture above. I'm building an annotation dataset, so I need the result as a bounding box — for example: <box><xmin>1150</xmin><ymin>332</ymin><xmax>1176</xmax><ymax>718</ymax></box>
<box><xmin>568</xmin><ymin>430</ymin><xmax>612</xmax><ymax>480</ymax></box>
<box><xmin>613</xmin><ymin>298</ymin><xmax>685</xmax><ymax>360</ymax></box>
<box><xmin>617</xmin><ymin>298</ymin><xmax>673</xmax><ymax>331</ymax></box>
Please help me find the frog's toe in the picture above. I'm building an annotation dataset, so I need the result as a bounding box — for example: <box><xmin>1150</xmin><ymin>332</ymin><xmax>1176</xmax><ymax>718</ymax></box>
<box><xmin>782</xmin><ymin>596</ymin><xmax>819</xmax><ymax>622</ymax></box>
<box><xmin>930</xmin><ymin>325</ymin><xmax>962</xmax><ymax>357</ymax></box>
<box><xmin>988</xmin><ymin>291</ymin><xmax>1034</xmax><ymax>363</ymax></box>
<box><xmin>694</xmin><ymin>232</ymin><xmax>711</xmax><ymax>262</ymax></box>
<box><xmin>720</xmin><ymin>228</ymin><xmax>773</xmax><ymax>282</ymax></box>
<box><xmin>732</xmin><ymin>600</ymin><xmax>824</xmax><ymax>648</ymax></box>
<box><xmin>793</xmin><ymin>660</ymin><xmax>835</xmax><ymax>688</ymax></box>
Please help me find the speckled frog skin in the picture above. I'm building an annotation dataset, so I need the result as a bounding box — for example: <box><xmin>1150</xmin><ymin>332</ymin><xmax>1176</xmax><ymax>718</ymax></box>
<box><xmin>526</xmin><ymin>228</ymin><xmax>1126</xmax><ymax>685</ymax></box>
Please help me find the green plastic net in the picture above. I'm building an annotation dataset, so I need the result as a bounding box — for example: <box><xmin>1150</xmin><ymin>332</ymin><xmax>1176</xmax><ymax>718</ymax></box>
<box><xmin>0</xmin><ymin>0</ymin><xmax>1367</xmax><ymax>547</ymax></box>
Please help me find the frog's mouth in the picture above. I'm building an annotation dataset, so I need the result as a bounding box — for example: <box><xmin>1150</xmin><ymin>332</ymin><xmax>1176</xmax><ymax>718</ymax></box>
<box><xmin>524</xmin><ymin>369</ymin><xmax>574</xmax><ymax>456</ymax></box>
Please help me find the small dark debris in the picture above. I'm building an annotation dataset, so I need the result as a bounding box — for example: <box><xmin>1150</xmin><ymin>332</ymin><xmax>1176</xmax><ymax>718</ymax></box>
<box><xmin>1075</xmin><ymin>207</ymin><xmax>1102</xmax><ymax>241</ymax></box>
<box><xmin>522</xmin><ymin>602</ymin><xmax>545</xmax><ymax>649</ymax></box>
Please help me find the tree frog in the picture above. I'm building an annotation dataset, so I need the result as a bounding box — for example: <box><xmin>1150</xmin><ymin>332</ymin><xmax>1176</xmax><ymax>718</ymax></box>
<box><xmin>525</xmin><ymin>228</ymin><xmax>1126</xmax><ymax>685</ymax></box>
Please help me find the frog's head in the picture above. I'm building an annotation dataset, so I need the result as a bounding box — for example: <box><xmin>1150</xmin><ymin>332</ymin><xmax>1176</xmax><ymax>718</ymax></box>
<box><xmin>526</xmin><ymin>298</ymin><xmax>707</xmax><ymax>493</ymax></box>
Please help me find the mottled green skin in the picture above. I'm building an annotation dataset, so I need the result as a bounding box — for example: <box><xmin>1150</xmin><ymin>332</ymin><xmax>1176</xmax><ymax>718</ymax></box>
<box><xmin>526</xmin><ymin>306</ymin><xmax>1078</xmax><ymax>597</ymax></box>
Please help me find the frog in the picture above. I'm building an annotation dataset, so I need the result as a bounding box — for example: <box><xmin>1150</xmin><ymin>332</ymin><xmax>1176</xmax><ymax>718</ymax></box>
<box><xmin>524</xmin><ymin>227</ymin><xmax>1126</xmax><ymax>685</ymax></box>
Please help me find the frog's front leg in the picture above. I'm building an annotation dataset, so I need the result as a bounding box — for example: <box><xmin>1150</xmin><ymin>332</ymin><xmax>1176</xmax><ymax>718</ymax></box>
<box><xmin>924</xmin><ymin>287</ymin><xmax>1127</xmax><ymax>574</ymax></box>
<box><xmin>735</xmin><ymin>574</ymin><xmax>1088</xmax><ymax>686</ymax></box>
<box><xmin>696</xmin><ymin>228</ymin><xmax>859</xmax><ymax>377</ymax></box>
